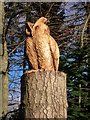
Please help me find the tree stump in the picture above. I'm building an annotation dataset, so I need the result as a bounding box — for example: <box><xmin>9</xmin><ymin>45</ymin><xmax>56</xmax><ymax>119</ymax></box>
<box><xmin>21</xmin><ymin>71</ymin><xmax>67</xmax><ymax>119</ymax></box>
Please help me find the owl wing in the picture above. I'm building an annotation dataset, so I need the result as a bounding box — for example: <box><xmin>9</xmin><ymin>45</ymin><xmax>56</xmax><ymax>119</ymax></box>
<box><xmin>26</xmin><ymin>37</ymin><xmax>38</xmax><ymax>70</ymax></box>
<box><xmin>49</xmin><ymin>36</ymin><xmax>59</xmax><ymax>71</ymax></box>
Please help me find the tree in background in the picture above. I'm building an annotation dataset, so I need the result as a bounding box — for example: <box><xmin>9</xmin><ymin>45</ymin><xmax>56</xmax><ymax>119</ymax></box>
<box><xmin>0</xmin><ymin>2</ymin><xmax>9</xmax><ymax>118</ymax></box>
<box><xmin>60</xmin><ymin>2</ymin><xmax>90</xmax><ymax>119</ymax></box>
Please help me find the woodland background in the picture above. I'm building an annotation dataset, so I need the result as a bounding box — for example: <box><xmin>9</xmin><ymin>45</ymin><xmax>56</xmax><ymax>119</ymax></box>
<box><xmin>1</xmin><ymin>2</ymin><xmax>90</xmax><ymax>119</ymax></box>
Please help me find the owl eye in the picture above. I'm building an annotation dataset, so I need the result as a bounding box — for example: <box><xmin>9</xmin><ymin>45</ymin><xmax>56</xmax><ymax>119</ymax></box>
<box><xmin>26</xmin><ymin>28</ymin><xmax>30</xmax><ymax>36</ymax></box>
<box><xmin>26</xmin><ymin>24</ymin><xmax>32</xmax><ymax>37</ymax></box>
<box><xmin>35</xmin><ymin>25</ymin><xmax>39</xmax><ymax>31</ymax></box>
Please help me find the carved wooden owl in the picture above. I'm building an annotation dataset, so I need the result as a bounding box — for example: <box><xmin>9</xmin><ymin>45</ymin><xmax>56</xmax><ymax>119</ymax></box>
<box><xmin>26</xmin><ymin>17</ymin><xmax>59</xmax><ymax>71</ymax></box>
<box><xmin>32</xmin><ymin>17</ymin><xmax>59</xmax><ymax>71</ymax></box>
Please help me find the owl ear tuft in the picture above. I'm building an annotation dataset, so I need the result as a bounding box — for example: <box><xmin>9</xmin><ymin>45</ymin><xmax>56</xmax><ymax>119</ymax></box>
<box><xmin>26</xmin><ymin>22</ymin><xmax>34</xmax><ymax>30</ymax></box>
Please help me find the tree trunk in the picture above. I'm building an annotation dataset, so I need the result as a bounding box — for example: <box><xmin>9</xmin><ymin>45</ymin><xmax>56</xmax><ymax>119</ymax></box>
<box><xmin>21</xmin><ymin>71</ymin><xmax>67</xmax><ymax>119</ymax></box>
<box><xmin>0</xmin><ymin>2</ymin><xmax>2</xmax><ymax>118</ymax></box>
<box><xmin>0</xmin><ymin>2</ymin><xmax>9</xmax><ymax>118</ymax></box>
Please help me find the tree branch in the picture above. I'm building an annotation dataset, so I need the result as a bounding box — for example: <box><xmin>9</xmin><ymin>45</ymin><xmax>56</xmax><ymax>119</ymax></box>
<box><xmin>45</xmin><ymin>3</ymin><xmax>54</xmax><ymax>18</ymax></box>
<box><xmin>81</xmin><ymin>14</ymin><xmax>90</xmax><ymax>48</ymax></box>
<box><xmin>8</xmin><ymin>39</ymin><xmax>26</xmax><ymax>56</ymax></box>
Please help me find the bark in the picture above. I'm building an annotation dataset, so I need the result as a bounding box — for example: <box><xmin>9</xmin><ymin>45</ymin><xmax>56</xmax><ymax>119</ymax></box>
<box><xmin>21</xmin><ymin>71</ymin><xmax>67</xmax><ymax>119</ymax></box>
<box><xmin>0</xmin><ymin>1</ymin><xmax>2</xmax><ymax>117</ymax></box>
<box><xmin>0</xmin><ymin>2</ymin><xmax>9</xmax><ymax>118</ymax></box>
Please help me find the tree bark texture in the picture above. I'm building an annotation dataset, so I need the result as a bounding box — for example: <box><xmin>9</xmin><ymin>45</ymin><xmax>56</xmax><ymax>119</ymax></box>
<box><xmin>0</xmin><ymin>2</ymin><xmax>2</xmax><ymax>118</ymax></box>
<box><xmin>21</xmin><ymin>71</ymin><xmax>67</xmax><ymax>119</ymax></box>
<box><xmin>0</xmin><ymin>2</ymin><xmax>9</xmax><ymax>118</ymax></box>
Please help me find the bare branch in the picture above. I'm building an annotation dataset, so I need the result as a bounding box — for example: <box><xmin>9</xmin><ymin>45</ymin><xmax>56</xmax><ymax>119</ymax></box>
<box><xmin>45</xmin><ymin>3</ymin><xmax>54</xmax><ymax>18</ymax></box>
<box><xmin>81</xmin><ymin>14</ymin><xmax>90</xmax><ymax>48</ymax></box>
<box><xmin>8</xmin><ymin>39</ymin><xmax>26</xmax><ymax>56</ymax></box>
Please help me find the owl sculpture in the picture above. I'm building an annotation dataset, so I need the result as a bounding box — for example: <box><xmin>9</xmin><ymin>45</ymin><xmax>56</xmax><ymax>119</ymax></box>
<box><xmin>26</xmin><ymin>17</ymin><xmax>59</xmax><ymax>71</ymax></box>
